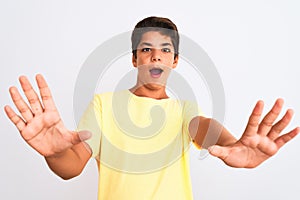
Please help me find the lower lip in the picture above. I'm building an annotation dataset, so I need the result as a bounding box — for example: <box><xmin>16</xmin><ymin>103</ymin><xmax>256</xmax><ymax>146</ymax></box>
<box><xmin>150</xmin><ymin>72</ymin><xmax>162</xmax><ymax>78</ymax></box>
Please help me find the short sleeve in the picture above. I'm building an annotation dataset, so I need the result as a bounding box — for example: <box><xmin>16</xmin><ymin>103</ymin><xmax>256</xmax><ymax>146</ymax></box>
<box><xmin>182</xmin><ymin>101</ymin><xmax>203</xmax><ymax>148</ymax></box>
<box><xmin>77</xmin><ymin>95</ymin><xmax>102</xmax><ymax>159</ymax></box>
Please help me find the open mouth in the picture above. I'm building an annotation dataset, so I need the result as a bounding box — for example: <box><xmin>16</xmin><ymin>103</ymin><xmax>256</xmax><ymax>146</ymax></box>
<box><xmin>149</xmin><ymin>68</ymin><xmax>163</xmax><ymax>78</ymax></box>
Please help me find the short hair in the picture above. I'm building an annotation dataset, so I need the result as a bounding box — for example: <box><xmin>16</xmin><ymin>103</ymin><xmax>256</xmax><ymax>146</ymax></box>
<box><xmin>131</xmin><ymin>16</ymin><xmax>179</xmax><ymax>59</ymax></box>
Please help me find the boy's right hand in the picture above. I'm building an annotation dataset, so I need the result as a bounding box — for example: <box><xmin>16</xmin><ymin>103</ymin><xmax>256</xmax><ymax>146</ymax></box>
<box><xmin>4</xmin><ymin>74</ymin><xmax>91</xmax><ymax>158</ymax></box>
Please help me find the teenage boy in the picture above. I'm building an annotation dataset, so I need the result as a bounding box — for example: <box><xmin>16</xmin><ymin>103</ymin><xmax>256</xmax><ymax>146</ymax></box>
<box><xmin>5</xmin><ymin>16</ymin><xmax>299</xmax><ymax>200</ymax></box>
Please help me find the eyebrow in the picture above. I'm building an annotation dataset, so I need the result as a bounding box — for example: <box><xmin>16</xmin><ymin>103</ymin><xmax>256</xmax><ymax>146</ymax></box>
<box><xmin>161</xmin><ymin>43</ymin><xmax>172</xmax><ymax>47</ymax></box>
<box><xmin>139</xmin><ymin>42</ymin><xmax>172</xmax><ymax>47</ymax></box>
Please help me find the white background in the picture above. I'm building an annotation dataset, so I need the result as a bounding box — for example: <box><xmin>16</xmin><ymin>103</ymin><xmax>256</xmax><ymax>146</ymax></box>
<box><xmin>1</xmin><ymin>0</ymin><xmax>300</xmax><ymax>199</ymax></box>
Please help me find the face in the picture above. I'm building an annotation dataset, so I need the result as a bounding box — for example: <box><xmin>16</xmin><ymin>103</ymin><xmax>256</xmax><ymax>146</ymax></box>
<box><xmin>132</xmin><ymin>31</ymin><xmax>178</xmax><ymax>90</ymax></box>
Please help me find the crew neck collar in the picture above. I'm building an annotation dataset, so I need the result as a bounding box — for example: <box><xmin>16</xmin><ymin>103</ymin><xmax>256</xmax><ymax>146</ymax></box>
<box><xmin>126</xmin><ymin>89</ymin><xmax>171</xmax><ymax>101</ymax></box>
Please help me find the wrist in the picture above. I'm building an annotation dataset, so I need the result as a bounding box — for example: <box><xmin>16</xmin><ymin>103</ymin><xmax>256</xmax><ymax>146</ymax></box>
<box><xmin>44</xmin><ymin>148</ymin><xmax>70</xmax><ymax>160</ymax></box>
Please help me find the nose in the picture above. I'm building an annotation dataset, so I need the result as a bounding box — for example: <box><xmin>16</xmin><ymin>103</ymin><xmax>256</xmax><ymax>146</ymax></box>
<box><xmin>151</xmin><ymin>49</ymin><xmax>161</xmax><ymax>62</ymax></box>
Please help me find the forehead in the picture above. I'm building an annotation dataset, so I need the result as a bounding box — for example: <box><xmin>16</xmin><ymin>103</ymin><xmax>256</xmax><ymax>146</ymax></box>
<box><xmin>138</xmin><ymin>31</ymin><xmax>173</xmax><ymax>46</ymax></box>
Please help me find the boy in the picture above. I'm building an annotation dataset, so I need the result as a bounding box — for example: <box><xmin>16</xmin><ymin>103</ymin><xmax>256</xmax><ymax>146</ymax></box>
<box><xmin>5</xmin><ymin>16</ymin><xmax>299</xmax><ymax>199</ymax></box>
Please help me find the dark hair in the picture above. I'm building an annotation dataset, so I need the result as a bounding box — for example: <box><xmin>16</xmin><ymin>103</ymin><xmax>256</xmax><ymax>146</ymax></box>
<box><xmin>131</xmin><ymin>16</ymin><xmax>179</xmax><ymax>59</ymax></box>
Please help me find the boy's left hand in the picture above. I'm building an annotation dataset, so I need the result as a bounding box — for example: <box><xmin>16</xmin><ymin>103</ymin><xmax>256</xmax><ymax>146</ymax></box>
<box><xmin>208</xmin><ymin>99</ymin><xmax>299</xmax><ymax>168</ymax></box>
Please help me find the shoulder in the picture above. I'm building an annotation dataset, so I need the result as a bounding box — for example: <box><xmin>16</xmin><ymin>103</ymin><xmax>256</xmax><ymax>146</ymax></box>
<box><xmin>94</xmin><ymin>90</ymin><xmax>126</xmax><ymax>98</ymax></box>
<box><xmin>92</xmin><ymin>90</ymin><xmax>128</xmax><ymax>105</ymax></box>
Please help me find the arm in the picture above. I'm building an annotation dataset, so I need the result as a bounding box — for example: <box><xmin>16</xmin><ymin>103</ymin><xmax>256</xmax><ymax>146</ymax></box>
<box><xmin>45</xmin><ymin>142</ymin><xmax>91</xmax><ymax>180</ymax></box>
<box><xmin>189</xmin><ymin>116</ymin><xmax>237</xmax><ymax>149</ymax></box>
<box><xmin>4</xmin><ymin>75</ymin><xmax>92</xmax><ymax>179</ymax></box>
<box><xmin>189</xmin><ymin>99</ymin><xmax>299</xmax><ymax>168</ymax></box>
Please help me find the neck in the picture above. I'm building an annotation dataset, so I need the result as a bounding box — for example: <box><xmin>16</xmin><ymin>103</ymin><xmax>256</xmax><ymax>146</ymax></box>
<box><xmin>129</xmin><ymin>85</ymin><xmax>169</xmax><ymax>100</ymax></box>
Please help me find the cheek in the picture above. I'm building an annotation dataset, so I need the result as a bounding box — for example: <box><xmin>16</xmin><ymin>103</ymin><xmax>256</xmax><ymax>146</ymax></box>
<box><xmin>164</xmin><ymin>57</ymin><xmax>175</xmax><ymax>65</ymax></box>
<box><xmin>135</xmin><ymin>54</ymin><xmax>148</xmax><ymax>63</ymax></box>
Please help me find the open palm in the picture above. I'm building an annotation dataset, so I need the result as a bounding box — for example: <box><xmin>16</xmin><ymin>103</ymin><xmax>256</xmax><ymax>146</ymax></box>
<box><xmin>209</xmin><ymin>99</ymin><xmax>299</xmax><ymax>168</ymax></box>
<box><xmin>5</xmin><ymin>75</ymin><xmax>90</xmax><ymax>157</ymax></box>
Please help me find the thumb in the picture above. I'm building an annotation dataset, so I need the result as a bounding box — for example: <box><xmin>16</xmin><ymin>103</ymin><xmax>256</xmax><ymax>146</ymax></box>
<box><xmin>71</xmin><ymin>130</ymin><xmax>92</xmax><ymax>145</ymax></box>
<box><xmin>77</xmin><ymin>130</ymin><xmax>92</xmax><ymax>142</ymax></box>
<box><xmin>208</xmin><ymin>145</ymin><xmax>229</xmax><ymax>160</ymax></box>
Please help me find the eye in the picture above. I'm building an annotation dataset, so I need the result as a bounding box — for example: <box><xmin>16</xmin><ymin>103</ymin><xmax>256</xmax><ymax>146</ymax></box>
<box><xmin>142</xmin><ymin>48</ymin><xmax>151</xmax><ymax>52</ymax></box>
<box><xmin>162</xmin><ymin>48</ymin><xmax>171</xmax><ymax>53</ymax></box>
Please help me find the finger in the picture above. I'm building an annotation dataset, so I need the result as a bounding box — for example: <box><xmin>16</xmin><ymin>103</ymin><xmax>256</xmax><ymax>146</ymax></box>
<box><xmin>9</xmin><ymin>86</ymin><xmax>34</xmax><ymax>122</ymax></box>
<box><xmin>68</xmin><ymin>131</ymin><xmax>92</xmax><ymax>145</ymax></box>
<box><xmin>36</xmin><ymin>74</ymin><xmax>57</xmax><ymax>110</ymax></box>
<box><xmin>208</xmin><ymin>145</ymin><xmax>229</xmax><ymax>160</ymax></box>
<box><xmin>4</xmin><ymin>105</ymin><xmax>26</xmax><ymax>132</ymax></box>
<box><xmin>275</xmin><ymin>127</ymin><xmax>299</xmax><ymax>149</ymax></box>
<box><xmin>243</xmin><ymin>100</ymin><xmax>264</xmax><ymax>137</ymax></box>
<box><xmin>257</xmin><ymin>98</ymin><xmax>283</xmax><ymax>136</ymax></box>
<box><xmin>19</xmin><ymin>75</ymin><xmax>44</xmax><ymax>115</ymax></box>
<box><xmin>78</xmin><ymin>131</ymin><xmax>92</xmax><ymax>142</ymax></box>
<box><xmin>267</xmin><ymin>109</ymin><xmax>294</xmax><ymax>140</ymax></box>
<box><xmin>4</xmin><ymin>106</ymin><xmax>43</xmax><ymax>141</ymax></box>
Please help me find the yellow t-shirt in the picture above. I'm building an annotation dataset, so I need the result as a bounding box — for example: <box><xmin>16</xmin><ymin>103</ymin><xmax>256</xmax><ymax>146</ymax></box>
<box><xmin>77</xmin><ymin>90</ymin><xmax>202</xmax><ymax>200</ymax></box>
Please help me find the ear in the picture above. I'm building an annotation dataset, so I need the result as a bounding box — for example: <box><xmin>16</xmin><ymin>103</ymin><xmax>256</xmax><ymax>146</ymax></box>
<box><xmin>172</xmin><ymin>55</ymin><xmax>179</xmax><ymax>69</ymax></box>
<box><xmin>132</xmin><ymin>54</ymin><xmax>137</xmax><ymax>68</ymax></box>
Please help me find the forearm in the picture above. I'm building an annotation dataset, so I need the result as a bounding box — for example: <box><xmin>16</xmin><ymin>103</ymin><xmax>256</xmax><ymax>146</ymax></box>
<box><xmin>45</xmin><ymin>142</ymin><xmax>91</xmax><ymax>180</ymax></box>
<box><xmin>189</xmin><ymin>116</ymin><xmax>237</xmax><ymax>149</ymax></box>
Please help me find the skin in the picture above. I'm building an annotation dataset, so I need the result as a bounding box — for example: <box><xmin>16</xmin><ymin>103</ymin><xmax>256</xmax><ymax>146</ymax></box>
<box><xmin>130</xmin><ymin>31</ymin><xmax>178</xmax><ymax>99</ymax></box>
<box><xmin>5</xmin><ymin>31</ymin><xmax>299</xmax><ymax>179</ymax></box>
<box><xmin>4</xmin><ymin>75</ymin><xmax>92</xmax><ymax>179</ymax></box>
